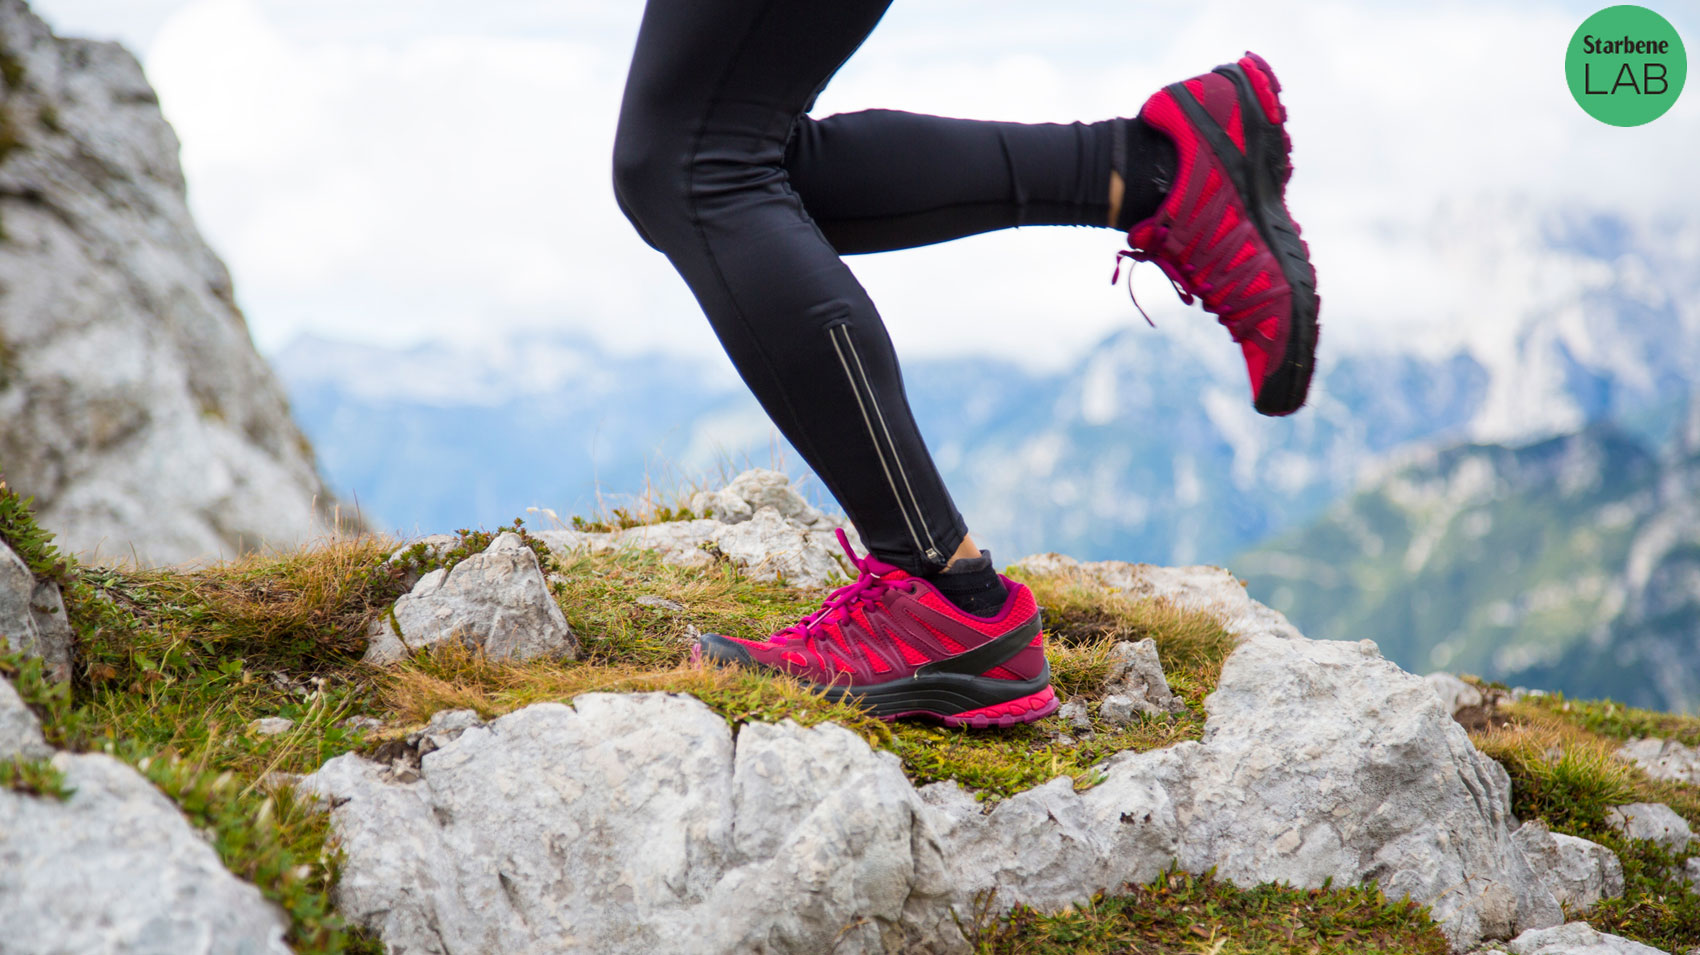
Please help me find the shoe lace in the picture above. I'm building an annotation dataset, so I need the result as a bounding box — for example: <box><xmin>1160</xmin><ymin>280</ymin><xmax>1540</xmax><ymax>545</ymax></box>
<box><xmin>768</xmin><ymin>528</ymin><xmax>908</xmax><ymax>646</ymax></box>
<box><xmin>1113</xmin><ymin>225</ymin><xmax>1267</xmax><ymax>342</ymax></box>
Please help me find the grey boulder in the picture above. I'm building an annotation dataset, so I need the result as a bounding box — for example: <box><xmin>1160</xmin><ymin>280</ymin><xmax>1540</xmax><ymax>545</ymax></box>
<box><xmin>0</xmin><ymin>751</ymin><xmax>291</xmax><ymax>955</ymax></box>
<box><xmin>0</xmin><ymin>540</ymin><xmax>73</xmax><ymax>682</ymax></box>
<box><xmin>1</xmin><ymin>677</ymin><xmax>50</xmax><ymax>761</ymax></box>
<box><xmin>1427</xmin><ymin>672</ymin><xmax>1485</xmax><ymax>716</ymax></box>
<box><xmin>538</xmin><ymin>470</ymin><xmax>863</xmax><ymax>588</ymax></box>
<box><xmin>1502</xmin><ymin>921</ymin><xmax>1670</xmax><ymax>954</ymax></box>
<box><xmin>1098</xmin><ymin>638</ymin><xmax>1187</xmax><ymax>722</ymax></box>
<box><xmin>303</xmin><ymin>693</ymin><xmax>967</xmax><ymax>955</ymax></box>
<box><xmin>1605</xmin><ymin>802</ymin><xmax>1694</xmax><ymax>852</ymax></box>
<box><xmin>1617</xmin><ymin>736</ymin><xmax>1700</xmax><ymax>785</ymax></box>
<box><xmin>1512</xmin><ymin>820</ymin><xmax>1624</xmax><ymax>912</ymax></box>
<box><xmin>364</xmin><ymin>532</ymin><xmax>576</xmax><ymax>665</ymax></box>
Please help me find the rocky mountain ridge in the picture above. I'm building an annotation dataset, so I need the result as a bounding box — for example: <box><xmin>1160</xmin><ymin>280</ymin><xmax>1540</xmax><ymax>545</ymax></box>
<box><xmin>0</xmin><ymin>0</ymin><xmax>331</xmax><ymax>564</ymax></box>
<box><xmin>6</xmin><ymin>470</ymin><xmax>1699</xmax><ymax>954</ymax></box>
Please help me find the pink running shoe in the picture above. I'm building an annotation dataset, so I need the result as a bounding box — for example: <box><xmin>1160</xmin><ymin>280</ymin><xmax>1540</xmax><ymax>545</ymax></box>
<box><xmin>1119</xmin><ymin>52</ymin><xmax>1319</xmax><ymax>416</ymax></box>
<box><xmin>698</xmin><ymin>530</ymin><xmax>1057</xmax><ymax>728</ymax></box>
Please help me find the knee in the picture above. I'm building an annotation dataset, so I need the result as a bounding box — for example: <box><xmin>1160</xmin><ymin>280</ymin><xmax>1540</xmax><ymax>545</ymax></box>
<box><xmin>611</xmin><ymin>131</ymin><xmax>682</xmax><ymax>245</ymax></box>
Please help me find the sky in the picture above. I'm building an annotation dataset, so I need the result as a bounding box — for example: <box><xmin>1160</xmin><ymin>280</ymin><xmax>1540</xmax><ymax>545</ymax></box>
<box><xmin>27</xmin><ymin>0</ymin><xmax>1700</xmax><ymax>372</ymax></box>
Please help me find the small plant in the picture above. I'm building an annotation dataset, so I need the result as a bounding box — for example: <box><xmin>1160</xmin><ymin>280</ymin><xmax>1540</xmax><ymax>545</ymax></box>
<box><xmin>0</xmin><ymin>478</ymin><xmax>73</xmax><ymax>584</ymax></box>
<box><xmin>0</xmin><ymin>757</ymin><xmax>73</xmax><ymax>800</ymax></box>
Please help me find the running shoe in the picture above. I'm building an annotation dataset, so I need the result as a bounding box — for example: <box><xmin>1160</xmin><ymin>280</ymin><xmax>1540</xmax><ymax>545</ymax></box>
<box><xmin>1119</xmin><ymin>51</ymin><xmax>1319</xmax><ymax>416</ymax></box>
<box><xmin>697</xmin><ymin>530</ymin><xmax>1057</xmax><ymax>728</ymax></box>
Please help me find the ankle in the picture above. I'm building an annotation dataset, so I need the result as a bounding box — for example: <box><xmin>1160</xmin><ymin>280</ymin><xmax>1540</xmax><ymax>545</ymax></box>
<box><xmin>924</xmin><ymin>550</ymin><xmax>1008</xmax><ymax>617</ymax></box>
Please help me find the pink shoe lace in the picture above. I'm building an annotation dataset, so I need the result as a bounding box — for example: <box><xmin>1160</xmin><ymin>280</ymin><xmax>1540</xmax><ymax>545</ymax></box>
<box><xmin>766</xmin><ymin>528</ymin><xmax>910</xmax><ymax>646</ymax></box>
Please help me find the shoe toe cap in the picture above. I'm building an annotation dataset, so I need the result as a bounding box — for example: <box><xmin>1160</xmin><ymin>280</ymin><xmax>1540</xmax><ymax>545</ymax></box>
<box><xmin>698</xmin><ymin>633</ymin><xmax>755</xmax><ymax>668</ymax></box>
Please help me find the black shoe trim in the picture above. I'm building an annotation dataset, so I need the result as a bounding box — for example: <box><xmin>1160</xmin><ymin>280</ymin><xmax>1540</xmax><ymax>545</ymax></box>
<box><xmin>698</xmin><ymin>634</ymin><xmax>754</xmax><ymax>667</ymax></box>
<box><xmin>914</xmin><ymin>610</ymin><xmax>1042</xmax><ymax>678</ymax></box>
<box><xmin>825</xmin><ymin>661</ymin><xmax>1053</xmax><ymax>720</ymax></box>
<box><xmin>1165</xmin><ymin>65</ymin><xmax>1319</xmax><ymax>417</ymax></box>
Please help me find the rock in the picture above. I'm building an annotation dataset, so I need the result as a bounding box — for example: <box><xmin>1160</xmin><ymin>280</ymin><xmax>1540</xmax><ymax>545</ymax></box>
<box><xmin>383</xmin><ymin>533</ymin><xmax>461</xmax><ymax>588</ymax></box>
<box><xmin>1605</xmin><ymin>803</ymin><xmax>1694</xmax><ymax>852</ymax></box>
<box><xmin>0</xmin><ymin>751</ymin><xmax>291</xmax><ymax>954</ymax></box>
<box><xmin>341</xmin><ymin>715</ymin><xmax>385</xmax><ymax>733</ymax></box>
<box><xmin>723</xmin><ymin>469</ymin><xmax>823</xmax><ymax>525</ymax></box>
<box><xmin>1502</xmin><ymin>921</ymin><xmax>1669</xmax><ymax>954</ymax></box>
<box><xmin>0</xmin><ymin>540</ymin><xmax>73</xmax><ymax>682</ymax></box>
<box><xmin>536</xmin><ymin>472</ymin><xmax>862</xmax><ymax>588</ymax></box>
<box><xmin>0</xmin><ymin>2</ymin><xmax>334</xmax><ymax>565</ymax></box>
<box><xmin>310</xmin><ymin>564</ymin><xmax>1565</xmax><ymax>952</ymax></box>
<box><xmin>1099</xmin><ymin>694</ymin><xmax>1138</xmax><ymax>725</ymax></box>
<box><xmin>1009</xmin><ymin>554</ymin><xmax>1305</xmax><ymax>642</ymax></box>
<box><xmin>1057</xmin><ymin>700</ymin><xmax>1091</xmax><ymax>732</ymax></box>
<box><xmin>1617</xmin><ymin>736</ymin><xmax>1700</xmax><ymax>785</ymax></box>
<box><xmin>636</xmin><ymin>594</ymin><xmax>686</xmax><ymax>612</ymax></box>
<box><xmin>409</xmin><ymin>707</ymin><xmax>483</xmax><ymax>752</ymax></box>
<box><xmin>303</xmin><ymin>694</ymin><xmax>968</xmax><ymax>955</ymax></box>
<box><xmin>1102</xmin><ymin>638</ymin><xmax>1186</xmax><ymax>716</ymax></box>
<box><xmin>246</xmin><ymin>717</ymin><xmax>293</xmax><ymax>737</ymax></box>
<box><xmin>1427</xmin><ymin>672</ymin><xmax>1485</xmax><ymax>716</ymax></box>
<box><xmin>689</xmin><ymin>488</ymin><xmax>753</xmax><ymax>524</ymax></box>
<box><xmin>1512</xmin><ymin>820</ymin><xmax>1624</xmax><ymax>912</ymax></box>
<box><xmin>1686</xmin><ymin>855</ymin><xmax>1700</xmax><ymax>886</ymax></box>
<box><xmin>0</xmin><ymin>677</ymin><xmax>50</xmax><ymax>761</ymax></box>
<box><xmin>363</xmin><ymin>532</ymin><xmax>576</xmax><ymax>666</ymax></box>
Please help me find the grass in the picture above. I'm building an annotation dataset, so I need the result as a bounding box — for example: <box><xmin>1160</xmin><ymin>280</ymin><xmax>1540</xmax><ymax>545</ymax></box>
<box><xmin>972</xmin><ymin>868</ymin><xmax>1450</xmax><ymax>955</ymax></box>
<box><xmin>1467</xmin><ymin>685</ymin><xmax>1700</xmax><ymax>951</ymax></box>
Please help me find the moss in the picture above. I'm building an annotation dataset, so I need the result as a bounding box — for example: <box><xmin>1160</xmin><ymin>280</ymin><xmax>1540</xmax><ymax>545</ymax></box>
<box><xmin>37</xmin><ymin>101</ymin><xmax>60</xmax><ymax>133</ymax></box>
<box><xmin>0</xmin><ymin>49</ymin><xmax>23</xmax><ymax>91</ymax></box>
<box><xmin>0</xmin><ymin>479</ymin><xmax>72</xmax><ymax>584</ymax></box>
<box><xmin>973</xmin><ymin>867</ymin><xmax>1450</xmax><ymax>954</ymax></box>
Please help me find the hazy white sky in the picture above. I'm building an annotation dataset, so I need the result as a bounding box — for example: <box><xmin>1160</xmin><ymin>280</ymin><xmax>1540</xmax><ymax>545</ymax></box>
<box><xmin>29</xmin><ymin>0</ymin><xmax>1700</xmax><ymax>370</ymax></box>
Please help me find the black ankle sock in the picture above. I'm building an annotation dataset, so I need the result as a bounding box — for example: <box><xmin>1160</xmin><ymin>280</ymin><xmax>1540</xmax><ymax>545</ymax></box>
<box><xmin>924</xmin><ymin>551</ymin><xmax>1008</xmax><ymax>618</ymax></box>
<box><xmin>1113</xmin><ymin>117</ymin><xmax>1178</xmax><ymax>230</ymax></box>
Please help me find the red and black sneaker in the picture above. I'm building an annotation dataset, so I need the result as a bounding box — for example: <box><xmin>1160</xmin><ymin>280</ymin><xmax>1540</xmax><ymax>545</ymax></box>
<box><xmin>698</xmin><ymin>530</ymin><xmax>1057</xmax><ymax>728</ymax></box>
<box><xmin>1119</xmin><ymin>52</ymin><xmax>1319</xmax><ymax>416</ymax></box>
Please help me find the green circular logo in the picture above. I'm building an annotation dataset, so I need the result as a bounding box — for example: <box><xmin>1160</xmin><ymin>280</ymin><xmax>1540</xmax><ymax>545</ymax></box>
<box><xmin>1567</xmin><ymin>5</ymin><xmax>1686</xmax><ymax>126</ymax></box>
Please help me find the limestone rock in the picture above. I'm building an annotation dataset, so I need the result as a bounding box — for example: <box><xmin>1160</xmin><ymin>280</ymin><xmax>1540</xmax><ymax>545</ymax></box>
<box><xmin>0</xmin><ymin>540</ymin><xmax>72</xmax><ymax>681</ymax></box>
<box><xmin>0</xmin><ymin>751</ymin><xmax>291</xmax><ymax>954</ymax></box>
<box><xmin>1502</xmin><ymin>921</ymin><xmax>1670</xmax><ymax>954</ymax></box>
<box><xmin>1617</xmin><ymin>736</ymin><xmax>1700</xmax><ymax>785</ymax></box>
<box><xmin>1513</xmin><ymin>820</ymin><xmax>1624</xmax><ymax>912</ymax></box>
<box><xmin>0</xmin><ymin>1</ymin><xmax>333</xmax><ymax>565</ymax></box>
<box><xmin>688</xmin><ymin>488</ymin><xmax>753</xmax><ymax>524</ymax></box>
<box><xmin>1101</xmin><ymin>638</ymin><xmax>1187</xmax><ymax>718</ymax></box>
<box><xmin>0</xmin><ymin>676</ymin><xmax>50</xmax><ymax>761</ymax></box>
<box><xmin>537</xmin><ymin>471</ymin><xmax>862</xmax><ymax>588</ymax></box>
<box><xmin>1427</xmin><ymin>672</ymin><xmax>1485</xmax><ymax>716</ymax></box>
<box><xmin>246</xmin><ymin>717</ymin><xmax>293</xmax><ymax>737</ymax></box>
<box><xmin>1057</xmin><ymin>699</ymin><xmax>1091</xmax><ymax>732</ymax></box>
<box><xmin>303</xmin><ymin>694</ymin><xmax>969</xmax><ymax>955</ymax></box>
<box><xmin>1605</xmin><ymin>803</ymin><xmax>1694</xmax><ymax>852</ymax></box>
<box><xmin>363</xmin><ymin>532</ymin><xmax>576</xmax><ymax>665</ymax></box>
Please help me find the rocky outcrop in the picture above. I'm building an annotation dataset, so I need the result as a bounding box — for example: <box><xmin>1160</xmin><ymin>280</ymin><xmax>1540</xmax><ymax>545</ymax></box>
<box><xmin>1512</xmin><ymin>820</ymin><xmax>1624</xmax><ymax>913</ymax></box>
<box><xmin>305</xmin><ymin>562</ymin><xmax>1563</xmax><ymax>953</ymax></box>
<box><xmin>1605</xmin><ymin>802</ymin><xmax>1695</xmax><ymax>853</ymax></box>
<box><xmin>1618</xmin><ymin>736</ymin><xmax>1700</xmax><ymax>785</ymax></box>
<box><xmin>0</xmin><ymin>538</ymin><xmax>71</xmax><ymax>680</ymax></box>
<box><xmin>536</xmin><ymin>469</ymin><xmax>860</xmax><ymax>587</ymax></box>
<box><xmin>1492</xmin><ymin>921</ymin><xmax>1670</xmax><ymax>955</ymax></box>
<box><xmin>0</xmin><ymin>0</ymin><xmax>332</xmax><ymax>565</ymax></box>
<box><xmin>0</xmin><ymin>674</ymin><xmax>48</xmax><ymax>760</ymax></box>
<box><xmin>0</xmin><ymin>675</ymin><xmax>291</xmax><ymax>954</ymax></box>
<box><xmin>363</xmin><ymin>532</ymin><xmax>576</xmax><ymax>665</ymax></box>
<box><xmin>1098</xmin><ymin>637</ymin><xmax>1187</xmax><ymax>722</ymax></box>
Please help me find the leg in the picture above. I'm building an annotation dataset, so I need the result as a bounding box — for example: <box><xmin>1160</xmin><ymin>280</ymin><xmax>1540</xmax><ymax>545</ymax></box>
<box><xmin>612</xmin><ymin>0</ymin><xmax>961</xmax><ymax>573</ymax></box>
<box><xmin>784</xmin><ymin>111</ymin><xmax>1116</xmax><ymax>254</ymax></box>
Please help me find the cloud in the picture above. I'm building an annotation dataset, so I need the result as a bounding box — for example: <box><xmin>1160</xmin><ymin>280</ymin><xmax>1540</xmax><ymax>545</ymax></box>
<box><xmin>35</xmin><ymin>0</ymin><xmax>1700</xmax><ymax>369</ymax></box>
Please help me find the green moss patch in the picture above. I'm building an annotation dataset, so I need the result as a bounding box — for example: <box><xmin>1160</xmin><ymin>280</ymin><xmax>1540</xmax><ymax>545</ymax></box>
<box><xmin>973</xmin><ymin>868</ymin><xmax>1450</xmax><ymax>955</ymax></box>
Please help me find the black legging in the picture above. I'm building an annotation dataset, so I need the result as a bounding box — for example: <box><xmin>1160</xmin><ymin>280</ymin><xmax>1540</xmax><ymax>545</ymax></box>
<box><xmin>612</xmin><ymin>0</ymin><xmax>1116</xmax><ymax>574</ymax></box>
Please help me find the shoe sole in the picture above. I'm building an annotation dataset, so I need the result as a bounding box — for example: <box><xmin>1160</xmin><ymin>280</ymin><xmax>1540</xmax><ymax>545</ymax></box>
<box><xmin>1167</xmin><ymin>53</ymin><xmax>1320</xmax><ymax>416</ymax></box>
<box><xmin>700</xmin><ymin>635</ymin><xmax>1059</xmax><ymax>727</ymax></box>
